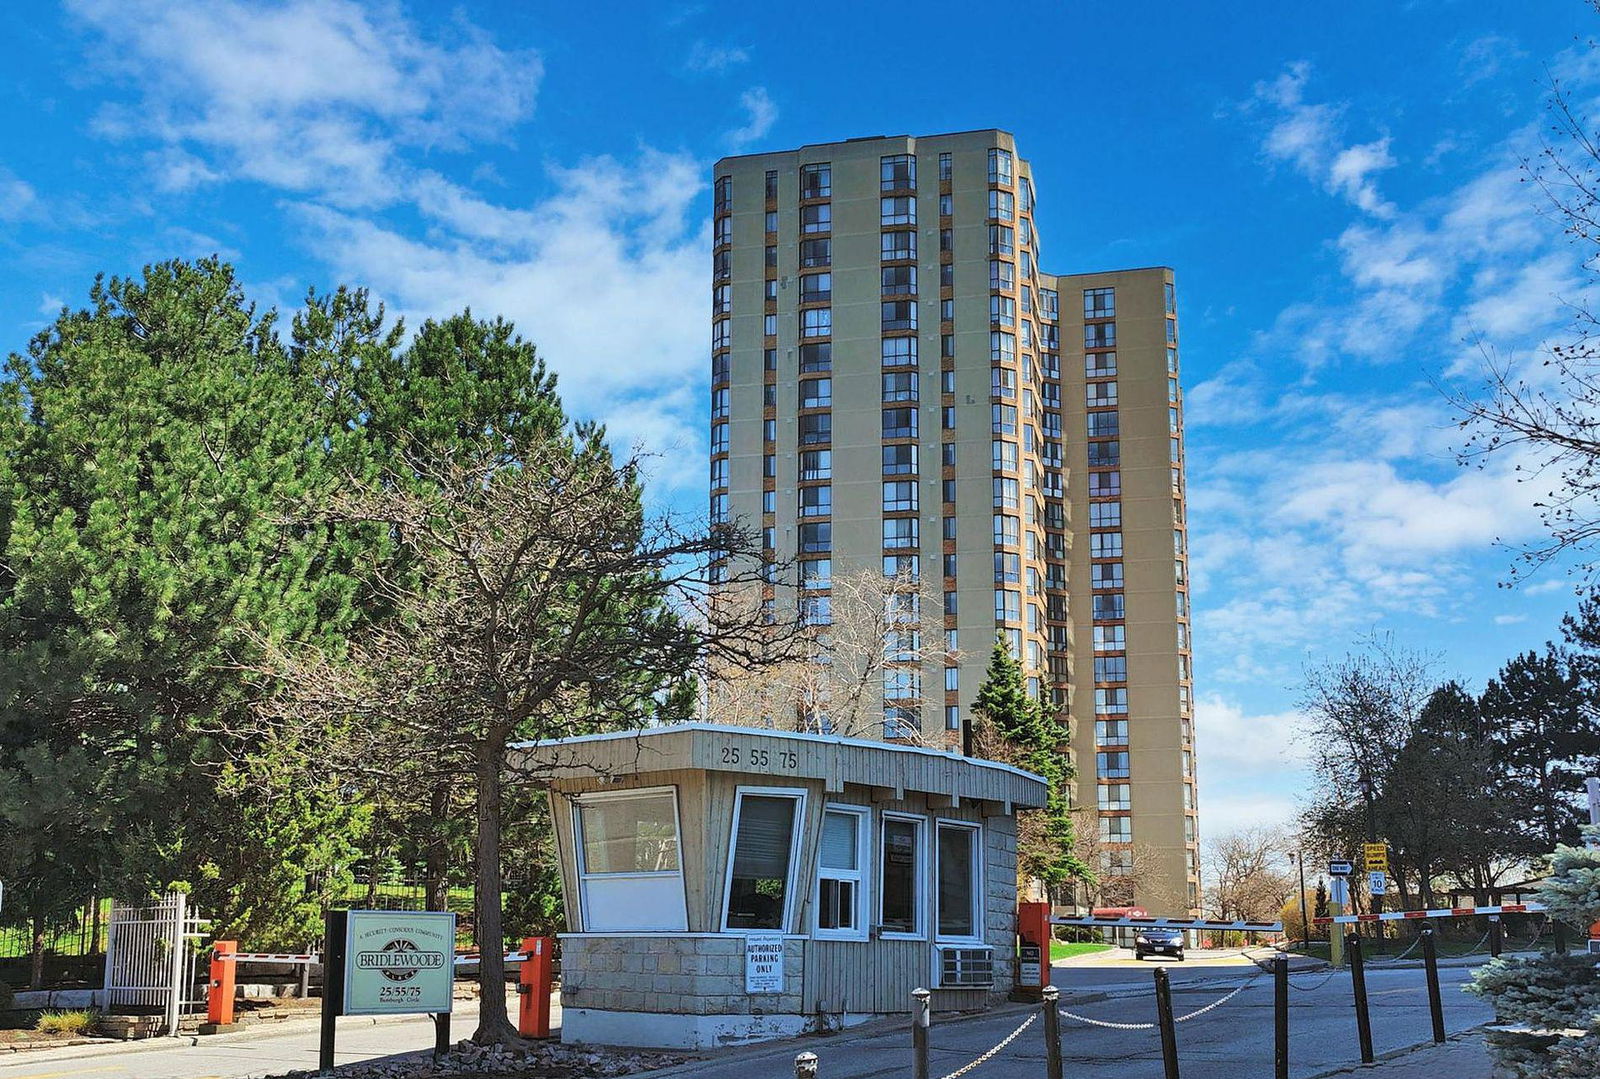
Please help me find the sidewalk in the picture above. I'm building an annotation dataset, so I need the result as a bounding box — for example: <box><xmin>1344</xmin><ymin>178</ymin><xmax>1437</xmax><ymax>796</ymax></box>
<box><xmin>1310</xmin><ymin>1031</ymin><xmax>1489</xmax><ymax>1078</ymax></box>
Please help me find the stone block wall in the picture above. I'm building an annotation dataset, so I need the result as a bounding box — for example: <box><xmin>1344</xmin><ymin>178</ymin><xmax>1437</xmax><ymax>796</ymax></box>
<box><xmin>560</xmin><ymin>935</ymin><xmax>804</xmax><ymax>1016</ymax></box>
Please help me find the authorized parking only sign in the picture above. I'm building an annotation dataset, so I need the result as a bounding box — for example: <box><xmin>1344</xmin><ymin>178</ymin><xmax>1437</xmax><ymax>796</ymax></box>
<box><xmin>343</xmin><ymin>910</ymin><xmax>456</xmax><ymax>1015</ymax></box>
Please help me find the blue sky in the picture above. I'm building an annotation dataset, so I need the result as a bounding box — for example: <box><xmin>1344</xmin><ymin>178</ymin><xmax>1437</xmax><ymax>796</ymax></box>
<box><xmin>2</xmin><ymin>0</ymin><xmax>1597</xmax><ymax>841</ymax></box>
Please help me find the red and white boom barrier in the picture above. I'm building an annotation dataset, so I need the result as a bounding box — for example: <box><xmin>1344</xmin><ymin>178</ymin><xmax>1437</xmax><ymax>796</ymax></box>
<box><xmin>1314</xmin><ymin>902</ymin><xmax>1546</xmax><ymax>926</ymax></box>
<box><xmin>1052</xmin><ymin>915</ymin><xmax>1284</xmax><ymax>932</ymax></box>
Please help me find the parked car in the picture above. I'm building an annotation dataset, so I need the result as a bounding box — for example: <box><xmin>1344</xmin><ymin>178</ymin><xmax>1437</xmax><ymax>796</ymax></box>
<box><xmin>1134</xmin><ymin>928</ymin><xmax>1185</xmax><ymax>961</ymax></box>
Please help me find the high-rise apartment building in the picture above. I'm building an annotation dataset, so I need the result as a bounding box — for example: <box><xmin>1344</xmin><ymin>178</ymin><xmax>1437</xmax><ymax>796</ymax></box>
<box><xmin>710</xmin><ymin>130</ymin><xmax>1198</xmax><ymax>911</ymax></box>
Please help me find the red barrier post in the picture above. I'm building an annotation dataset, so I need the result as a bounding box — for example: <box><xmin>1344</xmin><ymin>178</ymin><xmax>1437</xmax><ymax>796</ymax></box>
<box><xmin>518</xmin><ymin>936</ymin><xmax>555</xmax><ymax>1038</ymax></box>
<box><xmin>1017</xmin><ymin>901</ymin><xmax>1051</xmax><ymax>996</ymax></box>
<box><xmin>207</xmin><ymin>941</ymin><xmax>237</xmax><ymax>1028</ymax></box>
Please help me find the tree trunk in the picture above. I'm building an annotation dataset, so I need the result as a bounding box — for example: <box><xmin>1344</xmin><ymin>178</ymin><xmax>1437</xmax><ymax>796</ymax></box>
<box><xmin>29</xmin><ymin>914</ymin><xmax>45</xmax><ymax>990</ymax></box>
<box><xmin>472</xmin><ymin>729</ymin><xmax>520</xmax><ymax>1045</ymax></box>
<box><xmin>426</xmin><ymin>780</ymin><xmax>453</xmax><ymax>913</ymax></box>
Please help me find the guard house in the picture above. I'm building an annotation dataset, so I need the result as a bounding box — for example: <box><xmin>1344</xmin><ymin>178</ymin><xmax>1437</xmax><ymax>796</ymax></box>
<box><xmin>513</xmin><ymin>723</ymin><xmax>1048</xmax><ymax>1049</ymax></box>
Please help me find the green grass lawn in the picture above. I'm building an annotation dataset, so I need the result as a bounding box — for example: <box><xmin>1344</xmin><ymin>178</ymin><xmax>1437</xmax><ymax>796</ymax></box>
<box><xmin>1050</xmin><ymin>941</ymin><xmax>1114</xmax><ymax>961</ymax></box>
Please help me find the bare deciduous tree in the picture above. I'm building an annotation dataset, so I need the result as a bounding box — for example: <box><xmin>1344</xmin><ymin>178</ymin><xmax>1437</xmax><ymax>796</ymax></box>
<box><xmin>1066</xmin><ymin>807</ymin><xmax>1177</xmax><ymax>912</ymax></box>
<box><xmin>1203</xmin><ymin>827</ymin><xmax>1295</xmax><ymax>924</ymax></box>
<box><xmin>256</xmin><ymin>441</ymin><xmax>792</xmax><ymax>1043</ymax></box>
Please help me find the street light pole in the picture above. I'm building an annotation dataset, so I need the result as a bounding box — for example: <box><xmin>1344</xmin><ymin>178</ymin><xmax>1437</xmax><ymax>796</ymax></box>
<box><xmin>1289</xmin><ymin>852</ymin><xmax>1310</xmax><ymax>952</ymax></box>
<box><xmin>1357</xmin><ymin>771</ymin><xmax>1384</xmax><ymax>953</ymax></box>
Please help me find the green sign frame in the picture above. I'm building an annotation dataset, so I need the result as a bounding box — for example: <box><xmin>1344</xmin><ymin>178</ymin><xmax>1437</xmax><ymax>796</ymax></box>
<box><xmin>341</xmin><ymin>910</ymin><xmax>456</xmax><ymax>1016</ymax></box>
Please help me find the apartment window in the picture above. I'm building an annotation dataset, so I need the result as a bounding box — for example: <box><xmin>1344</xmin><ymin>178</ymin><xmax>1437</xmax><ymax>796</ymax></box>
<box><xmin>994</xmin><ymin>589</ymin><xmax>1021</xmax><ymax>622</ymax></box>
<box><xmin>993</xmin><ymin>477</ymin><xmax>1019</xmax><ymax>509</ymax></box>
<box><xmin>764</xmin><ymin>313</ymin><xmax>777</xmax><ymax>337</ymax></box>
<box><xmin>763</xmin><ymin>490</ymin><xmax>776</xmax><ymax>513</ymax></box>
<box><xmin>882</xmin><ymin>230</ymin><xmax>917</xmax><ymax>260</ymax></box>
<box><xmin>883</xmin><ymin>481</ymin><xmax>919</xmax><ymax>512</ymax></box>
<box><xmin>1093</xmin><ymin>626</ymin><xmax>1126</xmax><ymax>655</ymax></box>
<box><xmin>1177</xmin><ymin>591</ymin><xmax>1189</xmax><ymax>617</ymax></box>
<box><xmin>882</xmin><ymin>300</ymin><xmax>917</xmax><ymax>331</ymax></box>
<box><xmin>1086</xmin><ymin>412</ymin><xmax>1120</xmax><ymax>438</ymax></box>
<box><xmin>882</xmin><ymin>336</ymin><xmax>918</xmax><ymax>366</ymax></box>
<box><xmin>1088</xmin><ymin>441</ymin><xmax>1120</xmax><ymax>468</ymax></box>
<box><xmin>765</xmin><ymin>279</ymin><xmax>778</xmax><ymax>303</ymax></box>
<box><xmin>800</xmin><ymin>163</ymin><xmax>831</xmax><ymax>199</ymax></box>
<box><xmin>765</xmin><ymin>245</ymin><xmax>777</xmax><ymax>268</ymax></box>
<box><xmin>940</xmin><ymin>369</ymin><xmax>956</xmax><ymax>395</ymax></box>
<box><xmin>989</xmin><ymin>189</ymin><xmax>1014</xmax><ymax>222</ymax></box>
<box><xmin>1085</xmin><ymin>323</ymin><xmax>1115</xmax><ymax>349</ymax></box>
<box><xmin>709</xmin><ymin>492</ymin><xmax>729</xmax><ymax>524</ymax></box>
<box><xmin>934</xmin><ymin>822</ymin><xmax>982</xmax><ymax>940</ymax></box>
<box><xmin>799</xmin><ymin>485</ymin><xmax>832</xmax><ymax>517</ymax></box>
<box><xmin>937</xmin><ymin>151</ymin><xmax>953</xmax><ymax>181</ymax></box>
<box><xmin>883</xmin><ymin>371</ymin><xmax>919</xmax><ymax>402</ymax></box>
<box><xmin>884</xmin><ymin>554</ymin><xmax>920</xmax><ymax>578</ymax></box>
<box><xmin>1099</xmin><ymin>817</ymin><xmax>1133</xmax><ymax>843</ymax></box>
<box><xmin>724</xmin><ymin>790</ymin><xmax>804</xmax><ymax>931</ymax></box>
<box><xmin>764</xmin><ymin>210</ymin><xmax>778</xmax><ymax>234</ymax></box>
<box><xmin>814</xmin><ymin>806</ymin><xmax>869</xmax><ymax>938</ymax></box>
<box><xmin>1167</xmin><ymin>346</ymin><xmax>1178</xmax><ymax>375</ymax></box>
<box><xmin>884</xmin><ymin>516</ymin><xmax>919</xmax><ymax>549</ymax></box>
<box><xmin>1089</xmin><ymin>471</ymin><xmax>1121</xmax><ymax>499</ymax></box>
<box><xmin>711</xmin><ymin>423</ymin><xmax>729</xmax><ymax>455</ymax></box>
<box><xmin>987</xmin><ymin>148</ymin><xmax>1013</xmax><ymax>185</ymax></box>
<box><xmin>799</xmin><ymin>522</ymin><xmax>831</xmax><ymax>553</ymax></box>
<box><xmin>939</xmin><ymin>228</ymin><xmax>952</xmax><ymax>253</ymax></box>
<box><xmin>765</xmin><ymin>348</ymin><xmax>778</xmax><ymax>372</ymax></box>
<box><xmin>994</xmin><ymin>551</ymin><xmax>1021</xmax><ymax>584</ymax></box>
<box><xmin>991</xmin><ymin>403</ymin><xmax>1017</xmax><ymax>435</ymax></box>
<box><xmin>991</xmin><ymin>294</ymin><xmax>1016</xmax><ymax>327</ymax></box>
<box><xmin>880</xmin><ymin>816</ymin><xmax>924</xmax><ymax>936</ymax></box>
<box><xmin>1167</xmin><ymin>319</ymin><xmax>1178</xmax><ymax>344</ymax></box>
<box><xmin>713</xmin><ymin>283</ymin><xmax>732</xmax><ymax>315</ymax></box>
<box><xmin>1099</xmin><ymin>784</ymin><xmax>1132</xmax><ymax>811</ymax></box>
<box><xmin>714</xmin><ymin>175</ymin><xmax>732</xmax><ymax>214</ymax></box>
<box><xmin>882</xmin><ymin>264</ymin><xmax>917</xmax><ymax>296</ymax></box>
<box><xmin>883</xmin><ymin>407</ymin><xmax>918</xmax><ymax>439</ymax></box>
<box><xmin>800</xmin><ymin>559</ymin><xmax>832</xmax><ymax>590</ymax></box>
<box><xmin>714</xmin><ymin>216</ymin><xmax>732</xmax><ymax>246</ymax></box>
<box><xmin>801</xmin><ymin>238</ymin><xmax>831</xmax><ymax>267</ymax></box>
<box><xmin>799</xmin><ymin>413</ymin><xmax>832</xmax><ymax>445</ymax></box>
<box><xmin>1094</xmin><ymin>721</ymin><xmax>1130</xmax><ymax>752</ymax></box>
<box><xmin>941</xmin><ymin>298</ymin><xmax>955</xmax><ymax>322</ymax></box>
<box><xmin>993</xmin><ymin>514</ymin><xmax>1020</xmax><ymax>546</ymax></box>
<box><xmin>941</xmin><ymin>478</ymin><xmax>956</xmax><ymax>503</ymax></box>
<box><xmin>988</xmin><ymin>225</ymin><xmax>1014</xmax><ymax>256</ymax></box>
<box><xmin>712</xmin><ymin>353</ymin><xmax>730</xmax><ymax>385</ymax></box>
<box><xmin>794</xmin><ymin>449</ymin><xmax>831</xmax><ymax>482</ymax></box>
<box><xmin>939</xmin><ymin>193</ymin><xmax>952</xmax><ymax>217</ymax></box>
<box><xmin>990</xmin><ymin>331</ymin><xmax>1016</xmax><ymax>364</ymax></box>
<box><xmin>575</xmin><ymin>787</ymin><xmax>687</xmax><ymax>932</ymax></box>
<box><xmin>992</xmin><ymin>439</ymin><xmax>1018</xmax><ymax>471</ymax></box>
<box><xmin>1096</xmin><ymin>752</ymin><xmax>1130</xmax><ymax>781</ymax></box>
<box><xmin>941</xmin><ymin>333</ymin><xmax>955</xmax><ymax>359</ymax></box>
<box><xmin>763</xmin><ymin>169</ymin><xmax>778</xmax><ymax>200</ymax></box>
<box><xmin>881</xmin><ymin>153</ymin><xmax>916</xmax><ymax>191</ymax></box>
<box><xmin>712</xmin><ymin>319</ymin><xmax>731</xmax><ymax>351</ymax></box>
<box><xmin>882</xmin><ymin>445</ymin><xmax>919</xmax><ymax>480</ymax></box>
<box><xmin>801</xmin><ymin>203</ymin><xmax>832</xmax><ymax>234</ymax></box>
<box><xmin>1086</xmin><ymin>381</ymin><xmax>1118</xmax><ymax>408</ymax></box>
<box><xmin>1084</xmin><ymin>288</ymin><xmax>1115</xmax><ymax>318</ymax></box>
<box><xmin>800</xmin><ymin>272</ymin><xmax>832</xmax><ymax>303</ymax></box>
<box><xmin>800</xmin><ymin>342</ymin><xmax>831</xmax><ymax>372</ymax></box>
<box><xmin>1170</xmin><ymin>406</ymin><xmax>1181</xmax><ymax>433</ymax></box>
<box><xmin>882</xmin><ymin>196</ymin><xmax>916</xmax><ymax>226</ymax></box>
<box><xmin>990</xmin><ymin>260</ymin><xmax>1016</xmax><ymax>292</ymax></box>
<box><xmin>1094</xmin><ymin>655</ymin><xmax>1128</xmax><ymax>683</ymax></box>
<box><xmin>714</xmin><ymin>249</ymin><xmax>731</xmax><ymax>280</ymax></box>
<box><xmin>711</xmin><ymin>387</ymin><xmax>730</xmax><ymax>420</ymax></box>
<box><xmin>1096</xmin><ymin>687</ymin><xmax>1129</xmax><ymax>715</ymax></box>
<box><xmin>800</xmin><ymin>377</ymin><xmax>832</xmax><ymax>409</ymax></box>
<box><xmin>801</xmin><ymin>307</ymin><xmax>833</xmax><ymax>338</ymax></box>
<box><xmin>710</xmin><ymin>458</ymin><xmax>729</xmax><ymax>490</ymax></box>
<box><xmin>942</xmin><ymin>443</ymin><xmax>957</xmax><ymax>468</ymax></box>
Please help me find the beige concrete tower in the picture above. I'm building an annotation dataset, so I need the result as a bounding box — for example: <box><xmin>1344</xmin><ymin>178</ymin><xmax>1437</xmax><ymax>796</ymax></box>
<box><xmin>710</xmin><ymin>131</ymin><xmax>1199</xmax><ymax>911</ymax></box>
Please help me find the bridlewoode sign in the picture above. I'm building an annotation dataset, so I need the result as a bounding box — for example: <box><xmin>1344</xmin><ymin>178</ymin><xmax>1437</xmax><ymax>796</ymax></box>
<box><xmin>342</xmin><ymin>910</ymin><xmax>456</xmax><ymax>1015</ymax></box>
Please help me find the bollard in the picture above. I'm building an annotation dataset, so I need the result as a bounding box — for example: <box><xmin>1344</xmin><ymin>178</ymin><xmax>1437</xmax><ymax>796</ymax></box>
<box><xmin>1153</xmin><ymin>967</ymin><xmax>1180</xmax><ymax>1079</ymax></box>
<box><xmin>518</xmin><ymin>937</ymin><xmax>555</xmax><ymax>1039</ymax></box>
<box><xmin>1273</xmin><ymin>953</ymin><xmax>1288</xmax><ymax>1079</ymax></box>
<box><xmin>1042</xmin><ymin>985</ymin><xmax>1063</xmax><ymax>1079</ymax></box>
<box><xmin>794</xmin><ymin>1050</ymin><xmax>819</xmax><ymax>1079</ymax></box>
<box><xmin>1422</xmin><ymin>930</ymin><xmax>1445</xmax><ymax>1044</ymax></box>
<box><xmin>1490</xmin><ymin>916</ymin><xmax>1503</xmax><ymax>957</ymax></box>
<box><xmin>1347</xmin><ymin>933</ymin><xmax>1374</xmax><ymax>1065</ymax></box>
<box><xmin>206</xmin><ymin>941</ymin><xmax>237</xmax><ymax>1028</ymax></box>
<box><xmin>912</xmin><ymin>987</ymin><xmax>931</xmax><ymax>1079</ymax></box>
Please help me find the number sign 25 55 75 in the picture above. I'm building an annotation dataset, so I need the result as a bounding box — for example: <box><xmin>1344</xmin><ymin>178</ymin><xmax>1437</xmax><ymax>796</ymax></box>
<box><xmin>720</xmin><ymin>745</ymin><xmax>798</xmax><ymax>770</ymax></box>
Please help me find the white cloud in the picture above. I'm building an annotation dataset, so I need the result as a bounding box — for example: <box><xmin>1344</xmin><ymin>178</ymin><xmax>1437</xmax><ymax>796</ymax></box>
<box><xmin>38</xmin><ymin>293</ymin><xmax>64</xmax><ymax>315</ymax></box>
<box><xmin>1253</xmin><ymin>62</ymin><xmax>1396</xmax><ymax>218</ymax></box>
<box><xmin>1493</xmin><ymin>614</ymin><xmax>1527</xmax><ymax>625</ymax></box>
<box><xmin>685</xmin><ymin>41</ymin><xmax>749</xmax><ymax>73</ymax></box>
<box><xmin>1191</xmin><ymin>694</ymin><xmax>1309</xmax><ymax>837</ymax></box>
<box><xmin>70</xmin><ymin>0</ymin><xmax>541</xmax><ymax>208</ymax></box>
<box><xmin>725</xmin><ymin>87</ymin><xmax>777</xmax><ymax>149</ymax></box>
<box><xmin>0</xmin><ymin>169</ymin><xmax>39</xmax><ymax>222</ymax></box>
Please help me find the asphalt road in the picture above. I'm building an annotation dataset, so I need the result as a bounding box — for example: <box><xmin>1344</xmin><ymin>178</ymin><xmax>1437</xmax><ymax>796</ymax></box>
<box><xmin>0</xmin><ymin>958</ymin><xmax>1493</xmax><ymax>1079</ymax></box>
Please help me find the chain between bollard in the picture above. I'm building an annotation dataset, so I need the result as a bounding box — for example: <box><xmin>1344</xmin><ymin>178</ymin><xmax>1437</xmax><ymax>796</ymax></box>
<box><xmin>932</xmin><ymin>1012</ymin><xmax>1038</xmax><ymax>1079</ymax></box>
<box><xmin>1057</xmin><ymin>968</ymin><xmax>1267</xmax><ymax>1029</ymax></box>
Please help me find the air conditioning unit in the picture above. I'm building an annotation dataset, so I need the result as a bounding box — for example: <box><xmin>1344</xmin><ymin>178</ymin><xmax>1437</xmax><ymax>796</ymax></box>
<box><xmin>934</xmin><ymin>945</ymin><xmax>995</xmax><ymax>989</ymax></box>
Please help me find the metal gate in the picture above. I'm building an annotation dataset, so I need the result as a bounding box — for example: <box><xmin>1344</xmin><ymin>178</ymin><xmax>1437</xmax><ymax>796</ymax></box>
<box><xmin>102</xmin><ymin>892</ymin><xmax>209</xmax><ymax>1035</ymax></box>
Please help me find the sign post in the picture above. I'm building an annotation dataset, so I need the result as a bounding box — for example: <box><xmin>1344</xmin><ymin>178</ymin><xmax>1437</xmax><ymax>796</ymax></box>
<box><xmin>1329</xmin><ymin>876</ymin><xmax>1348</xmax><ymax>967</ymax></box>
<box><xmin>320</xmin><ymin>909</ymin><xmax>457</xmax><ymax>1071</ymax></box>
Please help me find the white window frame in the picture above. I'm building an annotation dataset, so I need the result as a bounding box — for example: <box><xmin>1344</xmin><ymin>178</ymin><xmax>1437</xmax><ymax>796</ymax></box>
<box><xmin>721</xmin><ymin>785</ymin><xmax>808</xmax><ymax>935</ymax></box>
<box><xmin>878</xmin><ymin>812</ymin><xmax>928</xmax><ymax>940</ymax></box>
<box><xmin>572</xmin><ymin>784</ymin><xmax>688</xmax><ymax>933</ymax></box>
<box><xmin>813</xmin><ymin>804</ymin><xmax>871</xmax><ymax>941</ymax></box>
<box><xmin>934</xmin><ymin>819</ymin><xmax>985</xmax><ymax>944</ymax></box>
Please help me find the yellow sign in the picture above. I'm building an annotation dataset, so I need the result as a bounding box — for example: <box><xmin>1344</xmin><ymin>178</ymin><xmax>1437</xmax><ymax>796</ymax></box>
<box><xmin>1363</xmin><ymin>843</ymin><xmax>1389</xmax><ymax>871</ymax></box>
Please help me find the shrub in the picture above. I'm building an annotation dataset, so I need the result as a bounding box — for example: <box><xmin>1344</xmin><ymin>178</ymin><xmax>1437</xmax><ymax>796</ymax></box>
<box><xmin>35</xmin><ymin>1010</ymin><xmax>97</xmax><ymax>1036</ymax></box>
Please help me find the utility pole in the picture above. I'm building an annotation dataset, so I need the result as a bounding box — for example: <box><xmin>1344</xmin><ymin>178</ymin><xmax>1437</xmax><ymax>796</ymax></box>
<box><xmin>1288</xmin><ymin>851</ymin><xmax>1309</xmax><ymax>949</ymax></box>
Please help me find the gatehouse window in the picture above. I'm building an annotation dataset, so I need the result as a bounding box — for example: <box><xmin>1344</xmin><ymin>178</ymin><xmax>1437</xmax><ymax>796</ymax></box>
<box><xmin>936</xmin><ymin>821</ymin><xmax>982</xmax><ymax>941</ymax></box>
<box><xmin>723</xmin><ymin>788</ymin><xmax>806</xmax><ymax>932</ymax></box>
<box><xmin>815</xmin><ymin>807</ymin><xmax>869</xmax><ymax>939</ymax></box>
<box><xmin>573</xmin><ymin>787</ymin><xmax>687</xmax><ymax>932</ymax></box>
